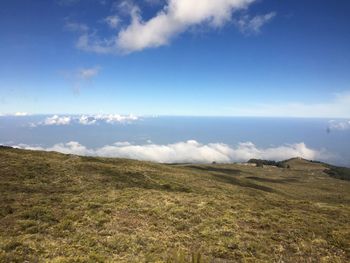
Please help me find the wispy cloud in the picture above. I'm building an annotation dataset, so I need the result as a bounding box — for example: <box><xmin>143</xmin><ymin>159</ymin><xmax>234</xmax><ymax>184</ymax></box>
<box><xmin>70</xmin><ymin>0</ymin><xmax>262</xmax><ymax>54</ymax></box>
<box><xmin>14</xmin><ymin>140</ymin><xmax>331</xmax><ymax>164</ymax></box>
<box><xmin>64</xmin><ymin>21</ymin><xmax>89</xmax><ymax>33</ymax></box>
<box><xmin>62</xmin><ymin>66</ymin><xmax>101</xmax><ymax>93</ymax></box>
<box><xmin>76</xmin><ymin>34</ymin><xmax>115</xmax><ymax>54</ymax></box>
<box><xmin>103</xmin><ymin>15</ymin><xmax>121</xmax><ymax>29</ymax></box>
<box><xmin>234</xmin><ymin>12</ymin><xmax>276</xmax><ymax>34</ymax></box>
<box><xmin>77</xmin><ymin>66</ymin><xmax>101</xmax><ymax>80</ymax></box>
<box><xmin>112</xmin><ymin>0</ymin><xmax>140</xmax><ymax>15</ymax></box>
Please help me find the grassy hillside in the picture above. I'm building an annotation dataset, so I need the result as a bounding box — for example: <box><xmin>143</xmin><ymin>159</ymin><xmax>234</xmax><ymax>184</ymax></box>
<box><xmin>0</xmin><ymin>148</ymin><xmax>349</xmax><ymax>262</ymax></box>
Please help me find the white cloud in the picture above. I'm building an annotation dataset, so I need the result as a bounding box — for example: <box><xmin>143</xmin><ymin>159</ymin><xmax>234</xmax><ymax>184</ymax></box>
<box><xmin>227</xmin><ymin>92</ymin><xmax>350</xmax><ymax>118</ymax></box>
<box><xmin>51</xmin><ymin>141</ymin><xmax>94</xmax><ymax>155</ymax></box>
<box><xmin>43</xmin><ymin>115</ymin><xmax>72</xmax><ymax>126</ymax></box>
<box><xmin>15</xmin><ymin>112</ymin><xmax>29</xmax><ymax>116</ymax></box>
<box><xmin>33</xmin><ymin>114</ymin><xmax>139</xmax><ymax>126</ymax></box>
<box><xmin>234</xmin><ymin>12</ymin><xmax>276</xmax><ymax>34</ymax></box>
<box><xmin>15</xmin><ymin>140</ymin><xmax>331</xmax><ymax>164</ymax></box>
<box><xmin>328</xmin><ymin>120</ymin><xmax>350</xmax><ymax>131</ymax></box>
<box><xmin>78</xmin><ymin>115</ymin><xmax>97</xmax><ymax>125</ymax></box>
<box><xmin>118</xmin><ymin>0</ymin><xmax>257</xmax><ymax>53</ymax></box>
<box><xmin>0</xmin><ymin>112</ymin><xmax>30</xmax><ymax>117</ymax></box>
<box><xmin>74</xmin><ymin>0</ymin><xmax>257</xmax><ymax>54</ymax></box>
<box><xmin>17</xmin><ymin>141</ymin><xmax>94</xmax><ymax>156</ymax></box>
<box><xmin>94</xmin><ymin>113</ymin><xmax>138</xmax><ymax>123</ymax></box>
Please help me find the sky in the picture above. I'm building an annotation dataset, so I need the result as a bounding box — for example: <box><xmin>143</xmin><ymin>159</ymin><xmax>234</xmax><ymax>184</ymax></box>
<box><xmin>0</xmin><ymin>0</ymin><xmax>350</xmax><ymax>117</ymax></box>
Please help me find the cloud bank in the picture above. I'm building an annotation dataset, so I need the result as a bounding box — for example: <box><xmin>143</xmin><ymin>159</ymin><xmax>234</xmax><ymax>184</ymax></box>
<box><xmin>15</xmin><ymin>140</ymin><xmax>330</xmax><ymax>164</ymax></box>
<box><xmin>71</xmin><ymin>0</ymin><xmax>276</xmax><ymax>54</ymax></box>
<box><xmin>32</xmin><ymin>114</ymin><xmax>139</xmax><ymax>127</ymax></box>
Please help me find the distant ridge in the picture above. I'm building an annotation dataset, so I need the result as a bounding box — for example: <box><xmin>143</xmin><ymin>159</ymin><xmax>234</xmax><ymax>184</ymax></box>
<box><xmin>0</xmin><ymin>145</ymin><xmax>13</xmax><ymax>149</ymax></box>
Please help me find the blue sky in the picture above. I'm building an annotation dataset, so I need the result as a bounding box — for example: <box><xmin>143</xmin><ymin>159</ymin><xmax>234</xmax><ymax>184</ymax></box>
<box><xmin>0</xmin><ymin>0</ymin><xmax>350</xmax><ymax>117</ymax></box>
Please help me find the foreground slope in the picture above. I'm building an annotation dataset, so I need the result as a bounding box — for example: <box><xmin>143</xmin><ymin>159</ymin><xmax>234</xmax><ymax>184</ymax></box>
<box><xmin>0</xmin><ymin>147</ymin><xmax>349</xmax><ymax>262</ymax></box>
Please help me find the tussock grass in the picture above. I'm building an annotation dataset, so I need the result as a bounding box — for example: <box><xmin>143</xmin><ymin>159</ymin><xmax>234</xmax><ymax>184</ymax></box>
<box><xmin>0</xmin><ymin>147</ymin><xmax>349</xmax><ymax>262</ymax></box>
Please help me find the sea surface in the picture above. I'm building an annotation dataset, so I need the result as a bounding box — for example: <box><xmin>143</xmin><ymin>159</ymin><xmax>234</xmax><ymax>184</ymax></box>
<box><xmin>1</xmin><ymin>115</ymin><xmax>349</xmax><ymax>166</ymax></box>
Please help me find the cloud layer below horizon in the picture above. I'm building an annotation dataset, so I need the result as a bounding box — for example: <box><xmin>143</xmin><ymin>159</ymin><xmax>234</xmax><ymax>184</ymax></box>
<box><xmin>328</xmin><ymin>119</ymin><xmax>350</xmax><ymax>131</ymax></box>
<box><xmin>30</xmin><ymin>114</ymin><xmax>139</xmax><ymax>127</ymax></box>
<box><xmin>14</xmin><ymin>140</ymin><xmax>330</xmax><ymax>164</ymax></box>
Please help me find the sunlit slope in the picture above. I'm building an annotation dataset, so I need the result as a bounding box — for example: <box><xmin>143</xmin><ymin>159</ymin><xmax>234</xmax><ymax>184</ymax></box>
<box><xmin>0</xmin><ymin>147</ymin><xmax>349</xmax><ymax>262</ymax></box>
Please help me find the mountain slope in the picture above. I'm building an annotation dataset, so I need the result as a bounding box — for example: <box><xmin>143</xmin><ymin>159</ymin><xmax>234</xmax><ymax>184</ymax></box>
<box><xmin>0</xmin><ymin>147</ymin><xmax>349</xmax><ymax>262</ymax></box>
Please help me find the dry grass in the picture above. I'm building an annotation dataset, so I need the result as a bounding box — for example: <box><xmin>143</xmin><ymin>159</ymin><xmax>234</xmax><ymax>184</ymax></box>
<box><xmin>0</xmin><ymin>147</ymin><xmax>349</xmax><ymax>262</ymax></box>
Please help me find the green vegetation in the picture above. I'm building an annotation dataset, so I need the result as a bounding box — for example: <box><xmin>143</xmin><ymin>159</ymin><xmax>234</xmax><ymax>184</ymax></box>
<box><xmin>0</xmin><ymin>148</ymin><xmax>350</xmax><ymax>262</ymax></box>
